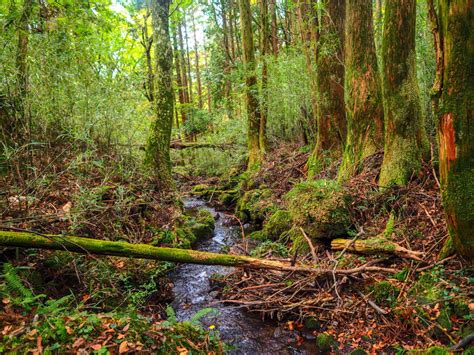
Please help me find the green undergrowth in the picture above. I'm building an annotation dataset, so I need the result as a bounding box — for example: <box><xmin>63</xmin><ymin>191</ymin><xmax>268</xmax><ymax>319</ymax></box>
<box><xmin>0</xmin><ymin>262</ymin><xmax>225</xmax><ymax>354</ymax></box>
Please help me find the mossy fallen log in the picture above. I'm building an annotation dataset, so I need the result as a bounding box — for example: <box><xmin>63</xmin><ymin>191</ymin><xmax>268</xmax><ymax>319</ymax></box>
<box><xmin>331</xmin><ymin>237</ymin><xmax>424</xmax><ymax>261</ymax></box>
<box><xmin>0</xmin><ymin>230</ymin><xmax>398</xmax><ymax>274</ymax></box>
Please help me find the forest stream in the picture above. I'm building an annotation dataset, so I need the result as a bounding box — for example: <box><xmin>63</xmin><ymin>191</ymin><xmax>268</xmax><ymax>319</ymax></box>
<box><xmin>170</xmin><ymin>197</ymin><xmax>317</xmax><ymax>354</ymax></box>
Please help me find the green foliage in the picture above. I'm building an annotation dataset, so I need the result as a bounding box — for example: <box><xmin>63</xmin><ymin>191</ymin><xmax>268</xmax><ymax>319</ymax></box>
<box><xmin>369</xmin><ymin>281</ymin><xmax>400</xmax><ymax>307</ymax></box>
<box><xmin>251</xmin><ymin>241</ymin><xmax>290</xmax><ymax>258</ymax></box>
<box><xmin>262</xmin><ymin>209</ymin><xmax>292</xmax><ymax>240</ymax></box>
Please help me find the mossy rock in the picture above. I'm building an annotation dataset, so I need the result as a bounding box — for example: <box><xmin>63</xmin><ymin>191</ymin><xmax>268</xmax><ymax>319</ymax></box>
<box><xmin>218</xmin><ymin>190</ymin><xmax>239</xmax><ymax>206</ymax></box>
<box><xmin>285</xmin><ymin>180</ymin><xmax>350</xmax><ymax>239</ymax></box>
<box><xmin>185</xmin><ymin>210</ymin><xmax>215</xmax><ymax>240</ymax></box>
<box><xmin>235</xmin><ymin>188</ymin><xmax>276</xmax><ymax>223</ymax></box>
<box><xmin>262</xmin><ymin>210</ymin><xmax>292</xmax><ymax>240</ymax></box>
<box><xmin>315</xmin><ymin>333</ymin><xmax>335</xmax><ymax>351</ymax></box>
<box><xmin>285</xmin><ymin>226</ymin><xmax>310</xmax><ymax>254</ymax></box>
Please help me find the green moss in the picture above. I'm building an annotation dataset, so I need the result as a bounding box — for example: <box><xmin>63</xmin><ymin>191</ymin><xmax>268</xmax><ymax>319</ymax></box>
<box><xmin>304</xmin><ymin>317</ymin><xmax>321</xmax><ymax>330</ymax></box>
<box><xmin>369</xmin><ymin>281</ymin><xmax>400</xmax><ymax>307</ymax></box>
<box><xmin>315</xmin><ymin>333</ymin><xmax>335</xmax><ymax>351</ymax></box>
<box><xmin>262</xmin><ymin>210</ymin><xmax>292</xmax><ymax>240</ymax></box>
<box><xmin>438</xmin><ymin>235</ymin><xmax>455</xmax><ymax>260</ymax></box>
<box><xmin>285</xmin><ymin>180</ymin><xmax>350</xmax><ymax>239</ymax></box>
<box><xmin>248</xmin><ymin>230</ymin><xmax>268</xmax><ymax>240</ymax></box>
<box><xmin>218</xmin><ymin>191</ymin><xmax>238</xmax><ymax>206</ymax></box>
<box><xmin>407</xmin><ymin>346</ymin><xmax>450</xmax><ymax>354</ymax></box>
<box><xmin>235</xmin><ymin>188</ymin><xmax>276</xmax><ymax>223</ymax></box>
<box><xmin>383</xmin><ymin>213</ymin><xmax>395</xmax><ymax>238</ymax></box>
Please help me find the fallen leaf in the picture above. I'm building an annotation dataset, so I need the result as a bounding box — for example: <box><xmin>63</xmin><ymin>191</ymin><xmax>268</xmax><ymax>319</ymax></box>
<box><xmin>90</xmin><ymin>344</ymin><xmax>102</xmax><ymax>351</ymax></box>
<box><xmin>73</xmin><ymin>338</ymin><xmax>85</xmax><ymax>348</ymax></box>
<box><xmin>122</xmin><ymin>323</ymin><xmax>130</xmax><ymax>332</ymax></box>
<box><xmin>119</xmin><ymin>341</ymin><xmax>129</xmax><ymax>354</ymax></box>
<box><xmin>65</xmin><ymin>326</ymin><xmax>73</xmax><ymax>335</ymax></box>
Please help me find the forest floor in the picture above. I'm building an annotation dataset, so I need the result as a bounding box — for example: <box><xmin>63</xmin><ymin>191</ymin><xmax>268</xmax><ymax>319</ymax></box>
<box><xmin>0</xmin><ymin>142</ymin><xmax>473</xmax><ymax>353</ymax></box>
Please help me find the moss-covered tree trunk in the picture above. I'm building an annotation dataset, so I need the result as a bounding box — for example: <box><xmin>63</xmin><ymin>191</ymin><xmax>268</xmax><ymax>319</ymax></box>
<box><xmin>239</xmin><ymin>0</ymin><xmax>263</xmax><ymax>169</ymax></box>
<box><xmin>259</xmin><ymin>0</ymin><xmax>270</xmax><ymax>153</ymax></box>
<box><xmin>338</xmin><ymin>0</ymin><xmax>384</xmax><ymax>180</ymax></box>
<box><xmin>145</xmin><ymin>0</ymin><xmax>174</xmax><ymax>189</ymax></box>
<box><xmin>172</xmin><ymin>28</ymin><xmax>187</xmax><ymax>129</ymax></box>
<box><xmin>436</xmin><ymin>1</ymin><xmax>474</xmax><ymax>258</ymax></box>
<box><xmin>192</xmin><ymin>11</ymin><xmax>203</xmax><ymax>110</ymax></box>
<box><xmin>379</xmin><ymin>0</ymin><xmax>428</xmax><ymax>186</ymax></box>
<box><xmin>307</xmin><ymin>0</ymin><xmax>346</xmax><ymax>176</ymax></box>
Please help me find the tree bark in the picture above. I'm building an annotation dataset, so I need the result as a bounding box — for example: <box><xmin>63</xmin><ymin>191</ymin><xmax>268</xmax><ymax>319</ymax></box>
<box><xmin>269</xmin><ymin>0</ymin><xmax>278</xmax><ymax>56</ymax></box>
<box><xmin>145</xmin><ymin>0</ymin><xmax>174</xmax><ymax>189</ymax></box>
<box><xmin>308</xmin><ymin>0</ymin><xmax>346</xmax><ymax>176</ymax></box>
<box><xmin>11</xmin><ymin>0</ymin><xmax>34</xmax><ymax>144</ymax></box>
<box><xmin>331</xmin><ymin>237</ymin><xmax>424</xmax><ymax>261</ymax></box>
<box><xmin>436</xmin><ymin>0</ymin><xmax>474</xmax><ymax>258</ymax></box>
<box><xmin>239</xmin><ymin>0</ymin><xmax>263</xmax><ymax>169</ymax></box>
<box><xmin>338</xmin><ymin>0</ymin><xmax>384</xmax><ymax>180</ymax></box>
<box><xmin>379</xmin><ymin>0</ymin><xmax>428</xmax><ymax>186</ymax></box>
<box><xmin>183</xmin><ymin>14</ymin><xmax>194</xmax><ymax>104</ymax></box>
<box><xmin>259</xmin><ymin>0</ymin><xmax>269</xmax><ymax>153</ymax></box>
<box><xmin>192</xmin><ymin>12</ymin><xmax>203</xmax><ymax>110</ymax></box>
<box><xmin>0</xmin><ymin>230</ymin><xmax>397</xmax><ymax>274</ymax></box>
<box><xmin>172</xmin><ymin>28</ymin><xmax>187</xmax><ymax>128</ymax></box>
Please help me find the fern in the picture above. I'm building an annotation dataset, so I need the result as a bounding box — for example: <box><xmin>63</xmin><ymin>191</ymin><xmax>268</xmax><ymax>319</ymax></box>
<box><xmin>190</xmin><ymin>308</ymin><xmax>218</xmax><ymax>325</ymax></box>
<box><xmin>2</xmin><ymin>263</ymin><xmax>33</xmax><ymax>299</ymax></box>
<box><xmin>161</xmin><ymin>305</ymin><xmax>177</xmax><ymax>327</ymax></box>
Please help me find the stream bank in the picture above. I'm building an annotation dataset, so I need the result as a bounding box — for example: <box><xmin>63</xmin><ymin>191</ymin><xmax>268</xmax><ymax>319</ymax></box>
<box><xmin>170</xmin><ymin>197</ymin><xmax>317</xmax><ymax>354</ymax></box>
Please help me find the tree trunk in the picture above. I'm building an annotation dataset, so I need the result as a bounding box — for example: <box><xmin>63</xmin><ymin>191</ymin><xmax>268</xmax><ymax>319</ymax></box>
<box><xmin>295</xmin><ymin>0</ymin><xmax>318</xmax><ymax>146</ymax></box>
<box><xmin>0</xmin><ymin>230</ymin><xmax>397</xmax><ymax>275</ymax></box>
<box><xmin>436</xmin><ymin>0</ymin><xmax>474</xmax><ymax>258</ymax></box>
<box><xmin>172</xmin><ymin>29</ymin><xmax>187</xmax><ymax>128</ymax></box>
<box><xmin>178</xmin><ymin>21</ymin><xmax>190</xmax><ymax>110</ymax></box>
<box><xmin>145</xmin><ymin>0</ymin><xmax>174</xmax><ymax>189</ymax></box>
<box><xmin>192</xmin><ymin>12</ymin><xmax>203</xmax><ymax>110</ymax></box>
<box><xmin>379</xmin><ymin>0</ymin><xmax>428</xmax><ymax>186</ymax></box>
<box><xmin>183</xmin><ymin>14</ymin><xmax>194</xmax><ymax>104</ymax></box>
<box><xmin>338</xmin><ymin>0</ymin><xmax>384</xmax><ymax>180</ymax></box>
<box><xmin>203</xmin><ymin>38</ymin><xmax>212</xmax><ymax>113</ymax></box>
<box><xmin>308</xmin><ymin>0</ymin><xmax>346</xmax><ymax>176</ymax></box>
<box><xmin>239</xmin><ymin>0</ymin><xmax>262</xmax><ymax>169</ymax></box>
<box><xmin>269</xmin><ymin>0</ymin><xmax>278</xmax><ymax>56</ymax></box>
<box><xmin>259</xmin><ymin>0</ymin><xmax>269</xmax><ymax>153</ymax></box>
<box><xmin>11</xmin><ymin>0</ymin><xmax>34</xmax><ymax>144</ymax></box>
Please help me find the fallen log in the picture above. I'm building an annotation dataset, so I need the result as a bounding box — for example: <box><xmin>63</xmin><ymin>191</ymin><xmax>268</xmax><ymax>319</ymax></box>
<box><xmin>0</xmin><ymin>230</ymin><xmax>398</xmax><ymax>274</ymax></box>
<box><xmin>170</xmin><ymin>141</ymin><xmax>234</xmax><ymax>150</ymax></box>
<box><xmin>331</xmin><ymin>237</ymin><xmax>424</xmax><ymax>261</ymax></box>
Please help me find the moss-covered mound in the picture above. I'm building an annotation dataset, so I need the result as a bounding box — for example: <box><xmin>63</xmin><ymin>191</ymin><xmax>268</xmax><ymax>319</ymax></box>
<box><xmin>262</xmin><ymin>210</ymin><xmax>292</xmax><ymax>240</ymax></box>
<box><xmin>236</xmin><ymin>188</ymin><xmax>277</xmax><ymax>223</ymax></box>
<box><xmin>285</xmin><ymin>180</ymin><xmax>350</xmax><ymax>239</ymax></box>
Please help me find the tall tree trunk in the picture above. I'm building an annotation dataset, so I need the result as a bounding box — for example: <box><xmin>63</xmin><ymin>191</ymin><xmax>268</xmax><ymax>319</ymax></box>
<box><xmin>11</xmin><ymin>0</ymin><xmax>33</xmax><ymax>144</ymax></box>
<box><xmin>269</xmin><ymin>0</ymin><xmax>278</xmax><ymax>56</ymax></box>
<box><xmin>203</xmin><ymin>38</ymin><xmax>212</xmax><ymax>112</ymax></box>
<box><xmin>192</xmin><ymin>12</ymin><xmax>203</xmax><ymax>110</ymax></box>
<box><xmin>338</xmin><ymin>0</ymin><xmax>384</xmax><ymax>180</ymax></box>
<box><xmin>307</xmin><ymin>0</ymin><xmax>346</xmax><ymax>176</ymax></box>
<box><xmin>229</xmin><ymin>0</ymin><xmax>237</xmax><ymax>60</ymax></box>
<box><xmin>141</xmin><ymin>10</ymin><xmax>154</xmax><ymax>103</ymax></box>
<box><xmin>259</xmin><ymin>0</ymin><xmax>269</xmax><ymax>153</ymax></box>
<box><xmin>172</xmin><ymin>29</ymin><xmax>187</xmax><ymax>129</ymax></box>
<box><xmin>436</xmin><ymin>0</ymin><xmax>474</xmax><ymax>258</ymax></box>
<box><xmin>379</xmin><ymin>0</ymin><xmax>427</xmax><ymax>186</ymax></box>
<box><xmin>177</xmin><ymin>21</ymin><xmax>190</xmax><ymax>109</ymax></box>
<box><xmin>239</xmin><ymin>0</ymin><xmax>262</xmax><ymax>169</ymax></box>
<box><xmin>296</xmin><ymin>0</ymin><xmax>318</xmax><ymax>145</ymax></box>
<box><xmin>145</xmin><ymin>0</ymin><xmax>174</xmax><ymax>189</ymax></box>
<box><xmin>183</xmin><ymin>14</ymin><xmax>194</xmax><ymax>104</ymax></box>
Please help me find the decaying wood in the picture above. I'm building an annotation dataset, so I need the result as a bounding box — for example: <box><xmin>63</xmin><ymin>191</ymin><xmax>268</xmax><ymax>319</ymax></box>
<box><xmin>170</xmin><ymin>140</ymin><xmax>234</xmax><ymax>150</ymax></box>
<box><xmin>331</xmin><ymin>236</ymin><xmax>424</xmax><ymax>261</ymax></box>
<box><xmin>0</xmin><ymin>230</ymin><xmax>398</xmax><ymax>275</ymax></box>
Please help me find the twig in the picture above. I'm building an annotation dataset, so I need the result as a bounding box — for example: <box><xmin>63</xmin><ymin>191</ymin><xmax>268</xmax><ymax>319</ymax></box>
<box><xmin>299</xmin><ymin>227</ymin><xmax>317</xmax><ymax>261</ymax></box>
<box><xmin>356</xmin><ymin>290</ymin><xmax>389</xmax><ymax>315</ymax></box>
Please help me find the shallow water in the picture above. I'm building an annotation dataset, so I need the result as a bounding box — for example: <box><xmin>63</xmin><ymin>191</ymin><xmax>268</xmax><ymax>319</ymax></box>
<box><xmin>170</xmin><ymin>198</ymin><xmax>317</xmax><ymax>354</ymax></box>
